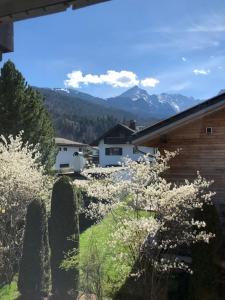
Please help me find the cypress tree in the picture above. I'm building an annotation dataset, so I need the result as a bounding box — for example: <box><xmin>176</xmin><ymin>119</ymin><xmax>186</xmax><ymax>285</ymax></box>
<box><xmin>50</xmin><ymin>176</ymin><xmax>79</xmax><ymax>299</ymax></box>
<box><xmin>18</xmin><ymin>199</ymin><xmax>50</xmax><ymax>299</ymax></box>
<box><xmin>0</xmin><ymin>60</ymin><xmax>56</xmax><ymax>169</ymax></box>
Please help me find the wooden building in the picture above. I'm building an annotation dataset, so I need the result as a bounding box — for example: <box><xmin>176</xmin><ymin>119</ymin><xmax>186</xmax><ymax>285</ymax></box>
<box><xmin>133</xmin><ymin>92</ymin><xmax>225</xmax><ymax>228</ymax></box>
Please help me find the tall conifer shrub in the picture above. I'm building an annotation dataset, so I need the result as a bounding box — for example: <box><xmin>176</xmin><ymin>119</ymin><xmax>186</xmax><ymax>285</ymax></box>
<box><xmin>50</xmin><ymin>176</ymin><xmax>79</xmax><ymax>298</ymax></box>
<box><xmin>18</xmin><ymin>199</ymin><xmax>50</xmax><ymax>299</ymax></box>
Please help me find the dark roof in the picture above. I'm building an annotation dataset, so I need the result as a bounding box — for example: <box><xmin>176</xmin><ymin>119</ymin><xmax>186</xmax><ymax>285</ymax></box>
<box><xmin>133</xmin><ymin>92</ymin><xmax>225</xmax><ymax>142</ymax></box>
<box><xmin>55</xmin><ymin>137</ymin><xmax>87</xmax><ymax>147</ymax></box>
<box><xmin>91</xmin><ymin>123</ymin><xmax>136</xmax><ymax>146</ymax></box>
<box><xmin>0</xmin><ymin>0</ymin><xmax>110</xmax><ymax>22</ymax></box>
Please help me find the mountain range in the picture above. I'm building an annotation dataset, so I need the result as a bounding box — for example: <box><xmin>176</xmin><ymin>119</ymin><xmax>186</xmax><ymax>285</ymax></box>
<box><xmin>107</xmin><ymin>86</ymin><xmax>200</xmax><ymax>119</ymax></box>
<box><xmin>53</xmin><ymin>85</ymin><xmax>200</xmax><ymax>119</ymax></box>
<box><xmin>36</xmin><ymin>86</ymin><xmax>201</xmax><ymax>143</ymax></box>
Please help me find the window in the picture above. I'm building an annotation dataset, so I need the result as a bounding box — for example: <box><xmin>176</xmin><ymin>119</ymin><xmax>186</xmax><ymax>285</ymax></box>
<box><xmin>63</xmin><ymin>147</ymin><xmax>67</xmax><ymax>151</ymax></box>
<box><xmin>79</xmin><ymin>147</ymin><xmax>82</xmax><ymax>152</ymax></box>
<box><xmin>60</xmin><ymin>163</ymin><xmax>69</xmax><ymax>168</ymax></box>
<box><xmin>206</xmin><ymin>127</ymin><xmax>213</xmax><ymax>135</ymax></box>
<box><xmin>105</xmin><ymin>147</ymin><xmax>123</xmax><ymax>156</ymax></box>
<box><xmin>153</xmin><ymin>148</ymin><xmax>158</xmax><ymax>154</ymax></box>
<box><xmin>59</xmin><ymin>147</ymin><xmax>61</xmax><ymax>151</ymax></box>
<box><xmin>133</xmin><ymin>146</ymin><xmax>139</xmax><ymax>154</ymax></box>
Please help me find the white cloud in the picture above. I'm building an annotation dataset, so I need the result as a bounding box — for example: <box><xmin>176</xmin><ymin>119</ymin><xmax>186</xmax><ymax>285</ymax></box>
<box><xmin>193</xmin><ymin>69</ymin><xmax>210</xmax><ymax>75</ymax></box>
<box><xmin>182</xmin><ymin>57</ymin><xmax>187</xmax><ymax>62</ymax></box>
<box><xmin>141</xmin><ymin>77</ymin><xmax>160</xmax><ymax>87</ymax></box>
<box><xmin>64</xmin><ymin>70</ymin><xmax>160</xmax><ymax>89</ymax></box>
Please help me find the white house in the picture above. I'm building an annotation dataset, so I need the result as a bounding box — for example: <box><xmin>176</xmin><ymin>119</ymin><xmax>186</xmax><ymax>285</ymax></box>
<box><xmin>92</xmin><ymin>121</ymin><xmax>155</xmax><ymax>167</ymax></box>
<box><xmin>54</xmin><ymin>137</ymin><xmax>88</xmax><ymax>171</ymax></box>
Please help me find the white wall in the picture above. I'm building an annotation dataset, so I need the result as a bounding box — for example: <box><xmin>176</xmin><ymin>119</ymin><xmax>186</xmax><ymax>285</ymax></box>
<box><xmin>54</xmin><ymin>145</ymin><xmax>82</xmax><ymax>170</ymax></box>
<box><xmin>98</xmin><ymin>140</ymin><xmax>155</xmax><ymax>167</ymax></box>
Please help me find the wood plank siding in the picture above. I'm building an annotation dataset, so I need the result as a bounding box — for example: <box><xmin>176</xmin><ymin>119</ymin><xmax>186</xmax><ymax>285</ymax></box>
<box><xmin>140</xmin><ymin>107</ymin><xmax>225</xmax><ymax>227</ymax></box>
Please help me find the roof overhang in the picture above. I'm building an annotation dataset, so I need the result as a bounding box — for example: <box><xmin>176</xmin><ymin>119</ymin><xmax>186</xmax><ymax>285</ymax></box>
<box><xmin>133</xmin><ymin>95</ymin><xmax>225</xmax><ymax>146</ymax></box>
<box><xmin>0</xmin><ymin>0</ymin><xmax>110</xmax><ymax>59</ymax></box>
<box><xmin>0</xmin><ymin>0</ymin><xmax>110</xmax><ymax>22</ymax></box>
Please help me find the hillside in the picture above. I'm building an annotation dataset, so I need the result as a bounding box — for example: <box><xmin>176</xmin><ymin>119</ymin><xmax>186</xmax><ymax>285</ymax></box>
<box><xmin>36</xmin><ymin>86</ymin><xmax>201</xmax><ymax>144</ymax></box>
<box><xmin>36</xmin><ymin>87</ymin><xmax>156</xmax><ymax>144</ymax></box>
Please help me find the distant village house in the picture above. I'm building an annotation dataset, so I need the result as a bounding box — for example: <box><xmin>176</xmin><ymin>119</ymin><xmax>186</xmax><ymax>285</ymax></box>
<box><xmin>92</xmin><ymin>120</ymin><xmax>155</xmax><ymax>167</ymax></box>
<box><xmin>54</xmin><ymin>137</ymin><xmax>88</xmax><ymax>171</ymax></box>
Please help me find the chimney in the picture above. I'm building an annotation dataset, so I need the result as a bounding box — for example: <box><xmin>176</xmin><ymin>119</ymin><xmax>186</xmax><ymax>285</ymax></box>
<box><xmin>129</xmin><ymin>120</ymin><xmax>136</xmax><ymax>130</ymax></box>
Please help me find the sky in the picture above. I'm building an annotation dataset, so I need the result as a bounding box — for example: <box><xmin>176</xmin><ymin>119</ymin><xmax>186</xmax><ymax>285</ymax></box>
<box><xmin>2</xmin><ymin>0</ymin><xmax>225</xmax><ymax>99</ymax></box>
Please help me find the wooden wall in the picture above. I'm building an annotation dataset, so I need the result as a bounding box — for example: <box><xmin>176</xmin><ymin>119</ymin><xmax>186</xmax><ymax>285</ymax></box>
<box><xmin>142</xmin><ymin>107</ymin><xmax>225</xmax><ymax>228</ymax></box>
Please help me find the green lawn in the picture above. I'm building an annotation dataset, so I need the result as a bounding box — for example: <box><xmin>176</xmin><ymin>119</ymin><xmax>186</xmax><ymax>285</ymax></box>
<box><xmin>0</xmin><ymin>281</ymin><xmax>19</xmax><ymax>300</ymax></box>
<box><xmin>75</xmin><ymin>208</ymin><xmax>154</xmax><ymax>298</ymax></box>
<box><xmin>78</xmin><ymin>211</ymin><xmax>133</xmax><ymax>298</ymax></box>
<box><xmin>0</xmin><ymin>208</ymin><xmax>150</xmax><ymax>299</ymax></box>
<box><xmin>0</xmin><ymin>211</ymin><xmax>131</xmax><ymax>300</ymax></box>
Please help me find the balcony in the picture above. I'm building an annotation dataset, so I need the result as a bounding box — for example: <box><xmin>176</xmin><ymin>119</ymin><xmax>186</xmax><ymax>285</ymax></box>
<box><xmin>104</xmin><ymin>137</ymin><xmax>130</xmax><ymax>144</ymax></box>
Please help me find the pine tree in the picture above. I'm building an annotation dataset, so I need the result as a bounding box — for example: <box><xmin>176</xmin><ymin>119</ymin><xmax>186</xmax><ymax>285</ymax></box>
<box><xmin>0</xmin><ymin>60</ymin><xmax>56</xmax><ymax>169</ymax></box>
<box><xmin>18</xmin><ymin>199</ymin><xmax>50</xmax><ymax>299</ymax></box>
<box><xmin>49</xmin><ymin>176</ymin><xmax>79</xmax><ymax>299</ymax></box>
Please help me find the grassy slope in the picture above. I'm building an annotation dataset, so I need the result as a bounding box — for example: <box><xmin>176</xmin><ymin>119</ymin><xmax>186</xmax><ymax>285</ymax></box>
<box><xmin>0</xmin><ymin>209</ymin><xmax>140</xmax><ymax>299</ymax></box>
<box><xmin>0</xmin><ymin>281</ymin><xmax>19</xmax><ymax>300</ymax></box>
<box><xmin>79</xmin><ymin>211</ymin><xmax>132</xmax><ymax>298</ymax></box>
<box><xmin>0</xmin><ymin>213</ymin><xmax>131</xmax><ymax>300</ymax></box>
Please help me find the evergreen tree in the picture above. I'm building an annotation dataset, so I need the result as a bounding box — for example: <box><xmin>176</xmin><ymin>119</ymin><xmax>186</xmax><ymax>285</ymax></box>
<box><xmin>18</xmin><ymin>199</ymin><xmax>50</xmax><ymax>299</ymax></box>
<box><xmin>49</xmin><ymin>176</ymin><xmax>79</xmax><ymax>299</ymax></box>
<box><xmin>0</xmin><ymin>60</ymin><xmax>56</xmax><ymax>169</ymax></box>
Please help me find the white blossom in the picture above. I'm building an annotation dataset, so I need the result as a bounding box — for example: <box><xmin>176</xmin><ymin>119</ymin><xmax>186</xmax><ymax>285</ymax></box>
<box><xmin>77</xmin><ymin>151</ymin><xmax>215</xmax><ymax>274</ymax></box>
<box><xmin>0</xmin><ymin>132</ymin><xmax>52</xmax><ymax>280</ymax></box>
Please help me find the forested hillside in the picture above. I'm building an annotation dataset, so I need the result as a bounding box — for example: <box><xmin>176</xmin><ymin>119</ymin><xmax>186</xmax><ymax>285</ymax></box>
<box><xmin>36</xmin><ymin>87</ymin><xmax>154</xmax><ymax>144</ymax></box>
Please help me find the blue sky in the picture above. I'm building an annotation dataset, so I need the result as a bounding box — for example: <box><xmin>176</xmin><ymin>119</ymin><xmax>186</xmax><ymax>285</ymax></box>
<box><xmin>2</xmin><ymin>0</ymin><xmax>225</xmax><ymax>99</ymax></box>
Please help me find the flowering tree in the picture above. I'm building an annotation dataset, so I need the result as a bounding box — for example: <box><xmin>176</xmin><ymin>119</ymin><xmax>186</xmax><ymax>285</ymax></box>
<box><xmin>0</xmin><ymin>133</ymin><xmax>51</xmax><ymax>284</ymax></box>
<box><xmin>76</xmin><ymin>151</ymin><xmax>215</xmax><ymax>299</ymax></box>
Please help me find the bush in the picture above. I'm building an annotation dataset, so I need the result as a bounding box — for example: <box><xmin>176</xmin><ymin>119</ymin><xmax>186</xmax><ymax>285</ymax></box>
<box><xmin>49</xmin><ymin>176</ymin><xmax>79</xmax><ymax>299</ymax></box>
<box><xmin>0</xmin><ymin>133</ymin><xmax>50</xmax><ymax>286</ymax></box>
<box><xmin>18</xmin><ymin>199</ymin><xmax>50</xmax><ymax>299</ymax></box>
<box><xmin>187</xmin><ymin>204</ymin><xmax>223</xmax><ymax>300</ymax></box>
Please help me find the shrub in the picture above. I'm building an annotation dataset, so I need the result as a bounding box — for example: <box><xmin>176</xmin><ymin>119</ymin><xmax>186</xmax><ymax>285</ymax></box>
<box><xmin>49</xmin><ymin>176</ymin><xmax>79</xmax><ymax>299</ymax></box>
<box><xmin>0</xmin><ymin>133</ymin><xmax>51</xmax><ymax>285</ymax></box>
<box><xmin>187</xmin><ymin>204</ymin><xmax>223</xmax><ymax>300</ymax></box>
<box><xmin>18</xmin><ymin>199</ymin><xmax>50</xmax><ymax>299</ymax></box>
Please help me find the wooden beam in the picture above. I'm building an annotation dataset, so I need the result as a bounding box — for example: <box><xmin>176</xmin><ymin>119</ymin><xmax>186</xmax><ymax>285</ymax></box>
<box><xmin>0</xmin><ymin>22</ymin><xmax>13</xmax><ymax>54</ymax></box>
<box><xmin>73</xmin><ymin>0</ymin><xmax>110</xmax><ymax>9</ymax></box>
<box><xmin>0</xmin><ymin>0</ymin><xmax>110</xmax><ymax>22</ymax></box>
<box><xmin>0</xmin><ymin>0</ymin><xmax>110</xmax><ymax>59</ymax></box>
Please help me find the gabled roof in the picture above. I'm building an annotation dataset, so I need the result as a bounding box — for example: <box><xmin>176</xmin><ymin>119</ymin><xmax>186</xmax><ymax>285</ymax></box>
<box><xmin>133</xmin><ymin>92</ymin><xmax>225</xmax><ymax>145</ymax></box>
<box><xmin>55</xmin><ymin>137</ymin><xmax>87</xmax><ymax>147</ymax></box>
<box><xmin>91</xmin><ymin>123</ymin><xmax>136</xmax><ymax>146</ymax></box>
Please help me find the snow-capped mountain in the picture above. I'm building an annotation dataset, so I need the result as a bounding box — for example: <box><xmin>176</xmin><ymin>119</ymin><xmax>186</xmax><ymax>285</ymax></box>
<box><xmin>107</xmin><ymin>86</ymin><xmax>200</xmax><ymax>119</ymax></box>
<box><xmin>119</xmin><ymin>86</ymin><xmax>150</xmax><ymax>102</ymax></box>
<box><xmin>50</xmin><ymin>85</ymin><xmax>201</xmax><ymax>120</ymax></box>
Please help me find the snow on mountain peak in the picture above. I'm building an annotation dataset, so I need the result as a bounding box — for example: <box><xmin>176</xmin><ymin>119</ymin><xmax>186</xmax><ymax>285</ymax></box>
<box><xmin>53</xmin><ymin>88</ymin><xmax>70</xmax><ymax>94</ymax></box>
<box><xmin>107</xmin><ymin>86</ymin><xmax>200</xmax><ymax>119</ymax></box>
<box><xmin>119</xmin><ymin>85</ymin><xmax>150</xmax><ymax>102</ymax></box>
